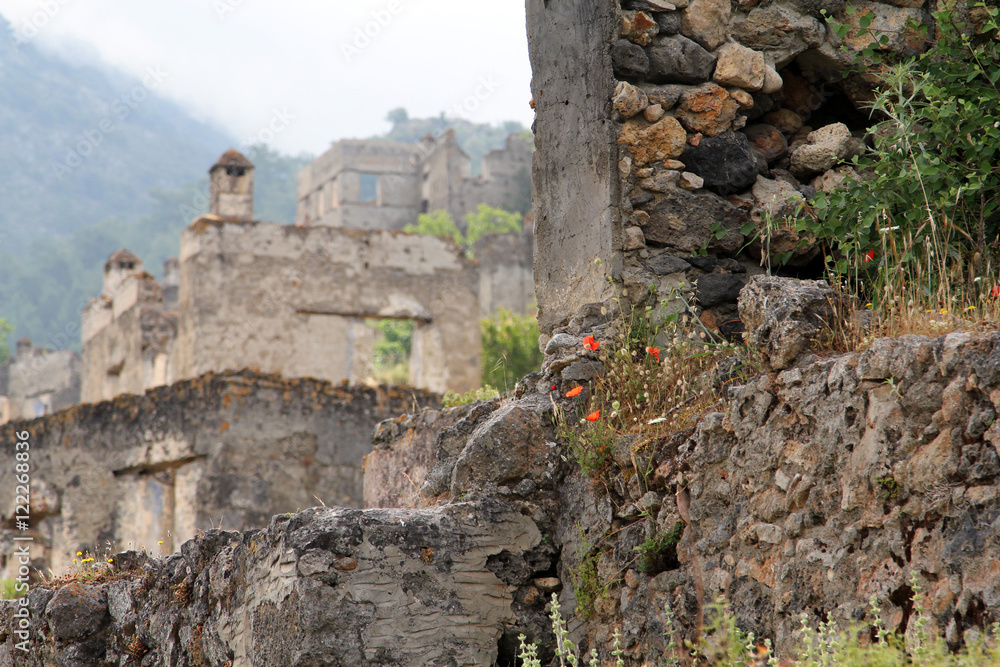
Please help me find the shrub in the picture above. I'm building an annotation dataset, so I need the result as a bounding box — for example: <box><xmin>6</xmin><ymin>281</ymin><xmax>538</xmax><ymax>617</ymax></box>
<box><xmin>481</xmin><ymin>307</ymin><xmax>542</xmax><ymax>391</ymax></box>
<box><xmin>799</xmin><ymin>4</ymin><xmax>1000</xmax><ymax>335</ymax></box>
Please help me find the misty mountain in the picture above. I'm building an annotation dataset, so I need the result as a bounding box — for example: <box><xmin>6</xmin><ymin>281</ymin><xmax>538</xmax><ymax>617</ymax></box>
<box><xmin>0</xmin><ymin>13</ymin><xmax>232</xmax><ymax>249</ymax></box>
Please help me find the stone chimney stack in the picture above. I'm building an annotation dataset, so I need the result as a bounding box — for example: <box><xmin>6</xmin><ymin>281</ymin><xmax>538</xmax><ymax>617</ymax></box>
<box><xmin>209</xmin><ymin>149</ymin><xmax>255</xmax><ymax>221</ymax></box>
<box><xmin>15</xmin><ymin>338</ymin><xmax>31</xmax><ymax>360</ymax></box>
<box><xmin>103</xmin><ymin>249</ymin><xmax>142</xmax><ymax>298</ymax></box>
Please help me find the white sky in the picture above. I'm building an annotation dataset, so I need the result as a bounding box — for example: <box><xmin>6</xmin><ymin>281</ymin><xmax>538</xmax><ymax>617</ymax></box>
<box><xmin>0</xmin><ymin>0</ymin><xmax>534</xmax><ymax>155</ymax></box>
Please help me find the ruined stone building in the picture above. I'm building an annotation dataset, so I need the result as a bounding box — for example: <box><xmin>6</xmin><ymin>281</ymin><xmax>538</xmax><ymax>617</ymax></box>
<box><xmin>9</xmin><ymin>1</ymin><xmax>1000</xmax><ymax>664</ymax></box>
<box><xmin>81</xmin><ymin>150</ymin><xmax>483</xmax><ymax>405</ymax></box>
<box><xmin>296</xmin><ymin>129</ymin><xmax>533</xmax><ymax>231</ymax></box>
<box><xmin>0</xmin><ymin>338</ymin><xmax>80</xmax><ymax>423</ymax></box>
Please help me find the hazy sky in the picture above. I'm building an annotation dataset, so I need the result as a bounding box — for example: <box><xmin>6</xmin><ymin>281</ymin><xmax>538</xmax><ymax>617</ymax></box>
<box><xmin>0</xmin><ymin>1</ymin><xmax>534</xmax><ymax>155</ymax></box>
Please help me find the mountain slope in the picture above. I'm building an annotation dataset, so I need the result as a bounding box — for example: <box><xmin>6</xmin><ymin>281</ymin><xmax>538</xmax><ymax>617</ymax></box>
<box><xmin>0</xmin><ymin>14</ymin><xmax>233</xmax><ymax>247</ymax></box>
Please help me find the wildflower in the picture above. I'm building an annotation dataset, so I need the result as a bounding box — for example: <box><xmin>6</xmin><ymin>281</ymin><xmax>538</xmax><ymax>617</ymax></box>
<box><xmin>863</xmin><ymin>249</ymin><xmax>875</xmax><ymax>263</ymax></box>
<box><xmin>157</xmin><ymin>540</ymin><xmax>164</xmax><ymax>546</ymax></box>
<box><xmin>566</xmin><ymin>386</ymin><xmax>583</xmax><ymax>397</ymax></box>
<box><xmin>645</xmin><ymin>346</ymin><xmax>661</xmax><ymax>363</ymax></box>
<box><xmin>992</xmin><ymin>285</ymin><xmax>1000</xmax><ymax>298</ymax></box>
<box><xmin>77</xmin><ymin>551</ymin><xmax>83</xmax><ymax>556</ymax></box>
<box><xmin>550</xmin><ymin>384</ymin><xmax>557</xmax><ymax>391</ymax></box>
<box><xmin>582</xmin><ymin>335</ymin><xmax>600</xmax><ymax>351</ymax></box>
<box><xmin>108</xmin><ymin>558</ymin><xmax>114</xmax><ymax>563</ymax></box>
<box><xmin>586</xmin><ymin>410</ymin><xmax>601</xmax><ymax>421</ymax></box>
<box><xmin>940</xmin><ymin>308</ymin><xmax>948</xmax><ymax>315</ymax></box>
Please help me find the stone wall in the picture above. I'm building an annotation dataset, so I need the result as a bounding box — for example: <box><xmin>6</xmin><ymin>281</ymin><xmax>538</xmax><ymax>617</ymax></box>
<box><xmin>528</xmin><ymin>0</ymin><xmax>932</xmax><ymax>341</ymax></box>
<box><xmin>0</xmin><ymin>340</ymin><xmax>80</xmax><ymax>424</ymax></box>
<box><xmin>0</xmin><ymin>370</ymin><xmax>437</xmax><ymax>578</ymax></box>
<box><xmin>296</xmin><ymin>130</ymin><xmax>533</xmax><ymax>231</ymax></box>
<box><xmin>81</xmin><ymin>270</ymin><xmax>176</xmax><ymax>405</ymax></box>
<box><xmin>474</xmin><ymin>227</ymin><xmax>536</xmax><ymax>317</ymax></box>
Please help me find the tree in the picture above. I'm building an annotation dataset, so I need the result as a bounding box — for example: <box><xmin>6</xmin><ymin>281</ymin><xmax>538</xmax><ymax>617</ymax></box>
<box><xmin>385</xmin><ymin>107</ymin><xmax>409</xmax><ymax>127</ymax></box>
<box><xmin>464</xmin><ymin>204</ymin><xmax>522</xmax><ymax>247</ymax></box>
<box><xmin>404</xmin><ymin>205</ymin><xmax>522</xmax><ymax>255</ymax></box>
<box><xmin>0</xmin><ymin>318</ymin><xmax>13</xmax><ymax>363</ymax></box>
<box><xmin>403</xmin><ymin>210</ymin><xmax>463</xmax><ymax>246</ymax></box>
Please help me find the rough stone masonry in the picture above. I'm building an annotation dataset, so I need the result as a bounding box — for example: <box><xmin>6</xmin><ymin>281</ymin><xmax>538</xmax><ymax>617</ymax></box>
<box><xmin>4</xmin><ymin>1</ymin><xmax>999</xmax><ymax>665</ymax></box>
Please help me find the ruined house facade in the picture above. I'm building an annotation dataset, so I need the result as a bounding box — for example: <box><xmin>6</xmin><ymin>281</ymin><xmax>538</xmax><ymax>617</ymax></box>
<box><xmin>296</xmin><ymin>129</ymin><xmax>533</xmax><ymax>231</ymax></box>
<box><xmin>0</xmin><ymin>339</ymin><xmax>80</xmax><ymax>424</ymax></box>
<box><xmin>81</xmin><ymin>150</ymin><xmax>483</xmax><ymax>404</ymax></box>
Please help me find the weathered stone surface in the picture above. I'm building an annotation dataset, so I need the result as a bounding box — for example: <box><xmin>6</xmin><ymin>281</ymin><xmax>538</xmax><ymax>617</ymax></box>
<box><xmin>365</xmin><ymin>406</ymin><xmax>470</xmax><ymax>509</ymax></box>
<box><xmin>642</xmin><ymin>253</ymin><xmax>692</xmax><ymax>275</ymax></box>
<box><xmin>622</xmin><ymin>10</ymin><xmax>660</xmax><ymax>46</ymax></box>
<box><xmin>739</xmin><ymin>276</ymin><xmax>856</xmax><ymax>369</ymax></box>
<box><xmin>812</xmin><ymin>165</ymin><xmax>861</xmax><ymax>192</ymax></box>
<box><xmin>789</xmin><ymin>122</ymin><xmax>852</xmax><ymax>176</ymax></box>
<box><xmin>744</xmin><ymin>123</ymin><xmax>788</xmax><ymax>163</ymax></box>
<box><xmin>656</xmin><ymin>10</ymin><xmax>682</xmax><ymax>34</ymax></box>
<box><xmin>833</xmin><ymin>0</ymin><xmax>931</xmax><ymax>55</ymax></box>
<box><xmin>680</xmin><ymin>0</ymin><xmax>731</xmax><ymax>50</ymax></box>
<box><xmin>761</xmin><ymin>65</ymin><xmax>783</xmax><ymax>94</ymax></box>
<box><xmin>0</xmin><ymin>371</ymin><xmax>438</xmax><ymax>577</ymax></box>
<box><xmin>644</xmin><ymin>103</ymin><xmax>666</xmax><ymax>122</ymax></box>
<box><xmin>529</xmin><ymin>0</ymin><xmax>619</xmax><ymax>335</ymax></box>
<box><xmin>728</xmin><ymin>87</ymin><xmax>754</xmax><ymax>110</ymax></box>
<box><xmin>643</xmin><ymin>187</ymin><xmax>748</xmax><ymax>252</ymax></box>
<box><xmin>751</xmin><ymin>174</ymin><xmax>803</xmax><ymax>219</ymax></box>
<box><xmin>646</xmin><ymin>35</ymin><xmax>718</xmax><ymax>84</ymax></box>
<box><xmin>696</xmin><ymin>273</ymin><xmax>747</xmax><ymax>307</ymax></box>
<box><xmin>624</xmin><ymin>226</ymin><xmax>647</xmax><ymax>250</ymax></box>
<box><xmin>713</xmin><ymin>41</ymin><xmax>766</xmax><ymax>90</ymax></box>
<box><xmin>680</xmin><ymin>131</ymin><xmax>760</xmax><ymax>195</ymax></box>
<box><xmin>612</xmin><ymin>38</ymin><xmax>651</xmax><ymax>79</ymax></box>
<box><xmin>613</xmin><ymin>81</ymin><xmax>649</xmax><ymax>118</ymax></box>
<box><xmin>731</xmin><ymin>2</ymin><xmax>826</xmax><ymax>67</ymax></box>
<box><xmin>679</xmin><ymin>171</ymin><xmax>705</xmax><ymax>190</ymax></box>
<box><xmin>618</xmin><ymin>116</ymin><xmax>688</xmax><ymax>167</ymax></box>
<box><xmin>3</xmin><ymin>504</ymin><xmax>545</xmax><ymax>666</ymax></box>
<box><xmin>639</xmin><ymin>83</ymin><xmax>685</xmax><ymax>109</ymax></box>
<box><xmin>674</xmin><ymin>83</ymin><xmax>740</xmax><ymax>136</ymax></box>
<box><xmin>762</xmin><ymin>108</ymin><xmax>804</xmax><ymax>136</ymax></box>
<box><xmin>639</xmin><ymin>168</ymin><xmax>682</xmax><ymax>192</ymax></box>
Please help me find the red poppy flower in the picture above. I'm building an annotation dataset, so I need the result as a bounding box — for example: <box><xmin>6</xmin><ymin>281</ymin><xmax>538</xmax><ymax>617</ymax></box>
<box><xmin>582</xmin><ymin>335</ymin><xmax>600</xmax><ymax>351</ymax></box>
<box><xmin>551</xmin><ymin>385</ymin><xmax>558</xmax><ymax>391</ymax></box>
<box><xmin>586</xmin><ymin>410</ymin><xmax>601</xmax><ymax>421</ymax></box>
<box><xmin>566</xmin><ymin>386</ymin><xmax>583</xmax><ymax>397</ymax></box>
<box><xmin>992</xmin><ymin>285</ymin><xmax>1000</xmax><ymax>298</ymax></box>
<box><xmin>645</xmin><ymin>346</ymin><xmax>661</xmax><ymax>362</ymax></box>
<box><xmin>863</xmin><ymin>249</ymin><xmax>875</xmax><ymax>263</ymax></box>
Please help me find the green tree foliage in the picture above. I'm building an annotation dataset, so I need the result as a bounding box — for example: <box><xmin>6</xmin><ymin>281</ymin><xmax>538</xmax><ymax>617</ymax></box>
<box><xmin>464</xmin><ymin>204</ymin><xmax>523</xmax><ymax>247</ymax></box>
<box><xmin>404</xmin><ymin>205</ymin><xmax>522</xmax><ymax>255</ymax></box>
<box><xmin>0</xmin><ymin>318</ymin><xmax>13</xmax><ymax>363</ymax></box>
<box><xmin>403</xmin><ymin>210</ymin><xmax>463</xmax><ymax>246</ymax></box>
<box><xmin>481</xmin><ymin>308</ymin><xmax>542</xmax><ymax>391</ymax></box>
<box><xmin>370</xmin><ymin>319</ymin><xmax>415</xmax><ymax>385</ymax></box>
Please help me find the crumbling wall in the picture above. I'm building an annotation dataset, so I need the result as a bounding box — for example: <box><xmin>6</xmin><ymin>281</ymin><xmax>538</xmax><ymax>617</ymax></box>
<box><xmin>0</xmin><ymin>503</ymin><xmax>543</xmax><ymax>666</ymax></box>
<box><xmin>81</xmin><ymin>268</ymin><xmax>177</xmax><ymax>405</ymax></box>
<box><xmin>0</xmin><ymin>370</ymin><xmax>437</xmax><ymax>578</ymax></box>
<box><xmin>0</xmin><ymin>341</ymin><xmax>80</xmax><ymax>423</ymax></box>
<box><xmin>296</xmin><ymin>131</ymin><xmax>534</xmax><ymax>232</ymax></box>
<box><xmin>474</xmin><ymin>227</ymin><xmax>536</xmax><ymax>317</ymax></box>
<box><xmin>172</xmin><ymin>219</ymin><xmax>482</xmax><ymax>394</ymax></box>
<box><xmin>528</xmin><ymin>0</ymin><xmax>932</xmax><ymax>341</ymax></box>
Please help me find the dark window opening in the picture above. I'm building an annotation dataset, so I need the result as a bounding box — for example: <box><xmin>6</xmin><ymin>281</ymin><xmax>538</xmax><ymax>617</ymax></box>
<box><xmin>359</xmin><ymin>173</ymin><xmax>379</xmax><ymax>203</ymax></box>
